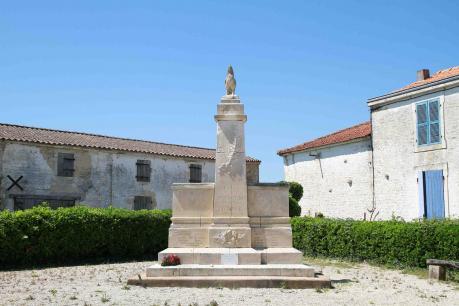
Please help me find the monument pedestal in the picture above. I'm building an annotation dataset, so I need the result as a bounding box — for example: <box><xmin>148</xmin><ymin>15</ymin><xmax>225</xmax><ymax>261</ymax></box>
<box><xmin>129</xmin><ymin>86</ymin><xmax>330</xmax><ymax>288</ymax></box>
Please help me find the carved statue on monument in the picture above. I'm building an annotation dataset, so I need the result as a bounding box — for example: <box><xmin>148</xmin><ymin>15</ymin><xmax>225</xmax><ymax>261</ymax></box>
<box><xmin>225</xmin><ymin>65</ymin><xmax>237</xmax><ymax>96</ymax></box>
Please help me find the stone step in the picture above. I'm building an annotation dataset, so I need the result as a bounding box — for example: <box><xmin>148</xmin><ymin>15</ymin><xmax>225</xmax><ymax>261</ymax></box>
<box><xmin>146</xmin><ymin>264</ymin><xmax>315</xmax><ymax>277</ymax></box>
<box><xmin>158</xmin><ymin>247</ymin><xmax>303</xmax><ymax>265</ymax></box>
<box><xmin>261</xmin><ymin>248</ymin><xmax>303</xmax><ymax>264</ymax></box>
<box><xmin>128</xmin><ymin>274</ymin><xmax>331</xmax><ymax>289</ymax></box>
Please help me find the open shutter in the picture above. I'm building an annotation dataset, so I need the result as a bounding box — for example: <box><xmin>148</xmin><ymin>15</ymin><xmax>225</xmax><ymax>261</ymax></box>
<box><xmin>428</xmin><ymin>100</ymin><xmax>440</xmax><ymax>143</ymax></box>
<box><xmin>416</xmin><ymin>103</ymin><xmax>428</xmax><ymax>145</ymax></box>
<box><xmin>418</xmin><ymin>172</ymin><xmax>425</xmax><ymax>219</ymax></box>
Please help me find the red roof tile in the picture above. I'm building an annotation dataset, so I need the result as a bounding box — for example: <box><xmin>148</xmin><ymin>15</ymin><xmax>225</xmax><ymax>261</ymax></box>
<box><xmin>396</xmin><ymin>66</ymin><xmax>459</xmax><ymax>92</ymax></box>
<box><xmin>0</xmin><ymin>123</ymin><xmax>260</xmax><ymax>162</ymax></box>
<box><xmin>277</xmin><ymin>122</ymin><xmax>371</xmax><ymax>155</ymax></box>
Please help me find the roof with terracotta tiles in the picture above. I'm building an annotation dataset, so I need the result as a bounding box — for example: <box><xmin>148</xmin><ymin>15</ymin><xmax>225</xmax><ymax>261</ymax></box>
<box><xmin>396</xmin><ymin>66</ymin><xmax>459</xmax><ymax>92</ymax></box>
<box><xmin>0</xmin><ymin>123</ymin><xmax>260</xmax><ymax>162</ymax></box>
<box><xmin>277</xmin><ymin>122</ymin><xmax>371</xmax><ymax>155</ymax></box>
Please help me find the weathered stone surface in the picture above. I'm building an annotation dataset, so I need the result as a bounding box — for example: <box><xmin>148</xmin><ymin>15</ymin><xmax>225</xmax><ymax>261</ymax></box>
<box><xmin>171</xmin><ymin>183</ymin><xmax>214</xmax><ymax>218</ymax></box>
<box><xmin>208</xmin><ymin>227</ymin><xmax>252</xmax><ymax>248</ymax></box>
<box><xmin>168</xmin><ymin>228</ymin><xmax>209</xmax><ymax>248</ymax></box>
<box><xmin>224</xmin><ymin>65</ymin><xmax>237</xmax><ymax>96</ymax></box>
<box><xmin>251</xmin><ymin>227</ymin><xmax>293</xmax><ymax>248</ymax></box>
<box><xmin>0</xmin><ymin>139</ymin><xmax>259</xmax><ymax>212</ymax></box>
<box><xmin>128</xmin><ymin>274</ymin><xmax>331</xmax><ymax>289</ymax></box>
<box><xmin>428</xmin><ymin>265</ymin><xmax>446</xmax><ymax>280</ymax></box>
<box><xmin>158</xmin><ymin>248</ymin><xmax>261</xmax><ymax>265</ymax></box>
<box><xmin>214</xmin><ymin>119</ymin><xmax>248</xmax><ymax>218</ymax></box>
<box><xmin>146</xmin><ymin>264</ymin><xmax>315</xmax><ymax>277</ymax></box>
<box><xmin>217</xmin><ymin>103</ymin><xmax>244</xmax><ymax>115</ymax></box>
<box><xmin>248</xmin><ymin>184</ymin><xmax>289</xmax><ymax>217</ymax></box>
<box><xmin>130</xmin><ymin>80</ymin><xmax>325</xmax><ymax>289</ymax></box>
<box><xmin>260</xmin><ymin>248</ymin><xmax>303</xmax><ymax>264</ymax></box>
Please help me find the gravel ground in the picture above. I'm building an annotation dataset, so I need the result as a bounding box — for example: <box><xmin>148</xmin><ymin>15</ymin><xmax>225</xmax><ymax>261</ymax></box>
<box><xmin>0</xmin><ymin>259</ymin><xmax>458</xmax><ymax>306</ymax></box>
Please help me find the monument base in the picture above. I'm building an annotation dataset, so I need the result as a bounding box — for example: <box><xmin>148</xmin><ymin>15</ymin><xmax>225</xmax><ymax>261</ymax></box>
<box><xmin>158</xmin><ymin>247</ymin><xmax>303</xmax><ymax>265</ymax></box>
<box><xmin>128</xmin><ymin>264</ymin><xmax>330</xmax><ymax>289</ymax></box>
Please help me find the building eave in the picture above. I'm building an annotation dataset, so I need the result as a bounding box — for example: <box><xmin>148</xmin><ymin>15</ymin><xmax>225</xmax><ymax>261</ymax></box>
<box><xmin>277</xmin><ymin>135</ymin><xmax>371</xmax><ymax>157</ymax></box>
<box><xmin>367</xmin><ymin>76</ymin><xmax>459</xmax><ymax>109</ymax></box>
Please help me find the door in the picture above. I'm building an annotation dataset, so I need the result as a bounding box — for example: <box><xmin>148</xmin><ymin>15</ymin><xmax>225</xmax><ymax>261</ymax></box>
<box><xmin>423</xmin><ymin>170</ymin><xmax>445</xmax><ymax>219</ymax></box>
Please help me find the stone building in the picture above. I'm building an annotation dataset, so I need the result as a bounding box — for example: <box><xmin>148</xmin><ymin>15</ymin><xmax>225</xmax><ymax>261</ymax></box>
<box><xmin>278</xmin><ymin>122</ymin><xmax>373</xmax><ymax>219</ymax></box>
<box><xmin>0</xmin><ymin>123</ymin><xmax>260</xmax><ymax>211</ymax></box>
<box><xmin>279</xmin><ymin>66</ymin><xmax>459</xmax><ymax>220</ymax></box>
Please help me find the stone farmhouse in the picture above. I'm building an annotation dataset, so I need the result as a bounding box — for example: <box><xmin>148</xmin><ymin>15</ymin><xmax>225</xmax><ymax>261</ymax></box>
<box><xmin>0</xmin><ymin>124</ymin><xmax>260</xmax><ymax>211</ymax></box>
<box><xmin>279</xmin><ymin>66</ymin><xmax>459</xmax><ymax>220</ymax></box>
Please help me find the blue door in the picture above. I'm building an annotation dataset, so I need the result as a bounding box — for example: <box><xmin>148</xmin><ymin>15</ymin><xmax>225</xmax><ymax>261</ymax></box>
<box><xmin>424</xmin><ymin>170</ymin><xmax>445</xmax><ymax>219</ymax></box>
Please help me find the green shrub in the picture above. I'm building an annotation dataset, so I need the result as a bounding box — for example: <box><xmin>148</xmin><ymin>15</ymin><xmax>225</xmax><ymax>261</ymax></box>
<box><xmin>0</xmin><ymin>206</ymin><xmax>171</xmax><ymax>269</ymax></box>
<box><xmin>291</xmin><ymin>217</ymin><xmax>459</xmax><ymax>268</ymax></box>
<box><xmin>288</xmin><ymin>181</ymin><xmax>303</xmax><ymax>202</ymax></box>
<box><xmin>289</xmin><ymin>195</ymin><xmax>302</xmax><ymax>217</ymax></box>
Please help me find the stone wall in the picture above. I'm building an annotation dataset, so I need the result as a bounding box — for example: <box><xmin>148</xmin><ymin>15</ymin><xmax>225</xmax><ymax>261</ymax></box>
<box><xmin>282</xmin><ymin>139</ymin><xmax>373</xmax><ymax>219</ymax></box>
<box><xmin>372</xmin><ymin>86</ymin><xmax>459</xmax><ymax>219</ymax></box>
<box><xmin>246</xmin><ymin>162</ymin><xmax>260</xmax><ymax>185</ymax></box>
<box><xmin>0</xmin><ymin>141</ymin><xmax>259</xmax><ymax>210</ymax></box>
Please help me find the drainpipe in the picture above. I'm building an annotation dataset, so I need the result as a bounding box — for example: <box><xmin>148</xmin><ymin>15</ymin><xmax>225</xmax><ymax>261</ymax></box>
<box><xmin>309</xmin><ymin>152</ymin><xmax>323</xmax><ymax>178</ymax></box>
<box><xmin>110</xmin><ymin>154</ymin><xmax>114</xmax><ymax>206</ymax></box>
<box><xmin>370</xmin><ymin>111</ymin><xmax>376</xmax><ymax>212</ymax></box>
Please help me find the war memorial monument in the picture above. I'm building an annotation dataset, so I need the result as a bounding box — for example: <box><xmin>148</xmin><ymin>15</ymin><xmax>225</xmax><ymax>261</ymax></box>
<box><xmin>129</xmin><ymin>66</ymin><xmax>330</xmax><ymax>288</ymax></box>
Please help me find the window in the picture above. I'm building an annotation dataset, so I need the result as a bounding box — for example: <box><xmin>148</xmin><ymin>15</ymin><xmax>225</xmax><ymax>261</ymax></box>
<box><xmin>134</xmin><ymin>196</ymin><xmax>152</xmax><ymax>210</ymax></box>
<box><xmin>57</xmin><ymin>153</ymin><xmax>75</xmax><ymax>177</ymax></box>
<box><xmin>189</xmin><ymin>164</ymin><xmax>202</xmax><ymax>183</ymax></box>
<box><xmin>136</xmin><ymin>160</ymin><xmax>151</xmax><ymax>182</ymax></box>
<box><xmin>416</xmin><ymin>99</ymin><xmax>441</xmax><ymax>146</ymax></box>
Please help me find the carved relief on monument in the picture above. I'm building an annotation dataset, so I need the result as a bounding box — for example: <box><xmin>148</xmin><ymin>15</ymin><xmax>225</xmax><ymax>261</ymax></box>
<box><xmin>213</xmin><ymin>229</ymin><xmax>246</xmax><ymax>247</ymax></box>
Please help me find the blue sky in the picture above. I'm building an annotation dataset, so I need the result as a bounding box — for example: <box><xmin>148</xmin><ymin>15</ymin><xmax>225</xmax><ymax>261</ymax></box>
<box><xmin>1</xmin><ymin>1</ymin><xmax>458</xmax><ymax>181</ymax></box>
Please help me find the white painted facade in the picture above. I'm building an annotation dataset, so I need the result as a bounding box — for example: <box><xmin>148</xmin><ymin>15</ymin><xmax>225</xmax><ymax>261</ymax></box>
<box><xmin>283</xmin><ymin>139</ymin><xmax>373</xmax><ymax>219</ymax></box>
<box><xmin>281</xmin><ymin>70</ymin><xmax>459</xmax><ymax>220</ymax></box>
<box><xmin>371</xmin><ymin>86</ymin><xmax>459</xmax><ymax>219</ymax></box>
<box><xmin>0</xmin><ymin>141</ymin><xmax>259</xmax><ymax>211</ymax></box>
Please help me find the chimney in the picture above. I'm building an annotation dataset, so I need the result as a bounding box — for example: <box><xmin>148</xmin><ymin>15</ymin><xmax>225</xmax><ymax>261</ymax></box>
<box><xmin>417</xmin><ymin>69</ymin><xmax>430</xmax><ymax>81</ymax></box>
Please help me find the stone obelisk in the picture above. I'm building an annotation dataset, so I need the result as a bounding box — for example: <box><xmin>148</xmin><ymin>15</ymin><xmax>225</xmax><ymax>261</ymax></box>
<box><xmin>128</xmin><ymin>65</ymin><xmax>331</xmax><ymax>288</ymax></box>
<box><xmin>210</xmin><ymin>65</ymin><xmax>251</xmax><ymax>247</ymax></box>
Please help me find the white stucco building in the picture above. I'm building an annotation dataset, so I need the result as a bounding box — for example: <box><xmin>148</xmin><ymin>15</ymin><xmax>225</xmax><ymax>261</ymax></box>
<box><xmin>0</xmin><ymin>124</ymin><xmax>260</xmax><ymax>211</ymax></box>
<box><xmin>279</xmin><ymin>66</ymin><xmax>459</xmax><ymax>220</ymax></box>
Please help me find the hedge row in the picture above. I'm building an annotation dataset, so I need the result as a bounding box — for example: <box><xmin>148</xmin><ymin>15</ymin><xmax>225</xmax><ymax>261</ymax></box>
<box><xmin>2</xmin><ymin>206</ymin><xmax>459</xmax><ymax>269</ymax></box>
<box><xmin>0</xmin><ymin>206</ymin><xmax>171</xmax><ymax>269</ymax></box>
<box><xmin>292</xmin><ymin>217</ymin><xmax>459</xmax><ymax>268</ymax></box>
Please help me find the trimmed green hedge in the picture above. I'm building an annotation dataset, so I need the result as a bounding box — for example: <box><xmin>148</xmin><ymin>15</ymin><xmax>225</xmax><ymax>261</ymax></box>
<box><xmin>285</xmin><ymin>181</ymin><xmax>302</xmax><ymax>217</ymax></box>
<box><xmin>288</xmin><ymin>181</ymin><xmax>303</xmax><ymax>202</ymax></box>
<box><xmin>0</xmin><ymin>206</ymin><xmax>171</xmax><ymax>269</ymax></box>
<box><xmin>2</xmin><ymin>206</ymin><xmax>459</xmax><ymax>270</ymax></box>
<box><xmin>289</xmin><ymin>196</ymin><xmax>301</xmax><ymax>217</ymax></box>
<box><xmin>292</xmin><ymin>217</ymin><xmax>459</xmax><ymax>268</ymax></box>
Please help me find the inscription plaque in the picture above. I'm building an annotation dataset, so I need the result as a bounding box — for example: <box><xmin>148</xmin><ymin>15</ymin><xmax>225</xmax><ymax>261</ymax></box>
<box><xmin>221</xmin><ymin>254</ymin><xmax>238</xmax><ymax>265</ymax></box>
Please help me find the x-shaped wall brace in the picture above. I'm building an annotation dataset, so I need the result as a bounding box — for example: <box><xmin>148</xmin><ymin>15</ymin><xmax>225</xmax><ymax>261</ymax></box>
<box><xmin>7</xmin><ymin>175</ymin><xmax>23</xmax><ymax>191</ymax></box>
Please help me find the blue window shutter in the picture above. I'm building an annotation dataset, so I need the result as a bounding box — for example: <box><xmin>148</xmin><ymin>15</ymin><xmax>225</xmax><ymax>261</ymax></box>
<box><xmin>428</xmin><ymin>100</ymin><xmax>440</xmax><ymax>144</ymax></box>
<box><xmin>418</xmin><ymin>172</ymin><xmax>425</xmax><ymax>219</ymax></box>
<box><xmin>416</xmin><ymin>102</ymin><xmax>428</xmax><ymax>145</ymax></box>
<box><xmin>417</xmin><ymin>103</ymin><xmax>428</xmax><ymax>124</ymax></box>
<box><xmin>416</xmin><ymin>99</ymin><xmax>441</xmax><ymax>146</ymax></box>
<box><xmin>424</xmin><ymin>170</ymin><xmax>445</xmax><ymax>219</ymax></box>
<box><xmin>429</xmin><ymin>100</ymin><xmax>439</xmax><ymax>121</ymax></box>
<box><xmin>417</xmin><ymin>125</ymin><xmax>428</xmax><ymax>145</ymax></box>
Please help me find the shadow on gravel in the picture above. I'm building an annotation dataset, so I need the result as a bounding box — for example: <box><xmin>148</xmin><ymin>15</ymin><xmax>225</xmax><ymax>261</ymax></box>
<box><xmin>331</xmin><ymin>279</ymin><xmax>355</xmax><ymax>285</ymax></box>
